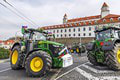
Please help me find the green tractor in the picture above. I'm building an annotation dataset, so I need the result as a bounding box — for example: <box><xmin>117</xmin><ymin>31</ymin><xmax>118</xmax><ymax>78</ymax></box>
<box><xmin>86</xmin><ymin>26</ymin><xmax>120</xmax><ymax>70</ymax></box>
<box><xmin>10</xmin><ymin>26</ymin><xmax>73</xmax><ymax>77</ymax></box>
<box><xmin>70</xmin><ymin>43</ymin><xmax>86</xmax><ymax>54</ymax></box>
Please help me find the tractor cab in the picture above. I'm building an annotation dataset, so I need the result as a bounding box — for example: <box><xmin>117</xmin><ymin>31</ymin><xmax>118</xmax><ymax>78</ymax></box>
<box><xmin>95</xmin><ymin>27</ymin><xmax>120</xmax><ymax>41</ymax></box>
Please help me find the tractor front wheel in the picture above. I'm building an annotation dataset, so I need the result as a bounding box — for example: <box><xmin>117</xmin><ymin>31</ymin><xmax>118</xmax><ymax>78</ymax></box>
<box><xmin>10</xmin><ymin>45</ymin><xmax>22</xmax><ymax>70</ymax></box>
<box><xmin>106</xmin><ymin>43</ymin><xmax>120</xmax><ymax>70</ymax></box>
<box><xmin>25</xmin><ymin>51</ymin><xmax>52</xmax><ymax>77</ymax></box>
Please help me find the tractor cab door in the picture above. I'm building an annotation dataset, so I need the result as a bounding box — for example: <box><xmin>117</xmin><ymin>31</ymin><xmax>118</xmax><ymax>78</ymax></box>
<box><xmin>24</xmin><ymin>33</ymin><xmax>34</xmax><ymax>54</ymax></box>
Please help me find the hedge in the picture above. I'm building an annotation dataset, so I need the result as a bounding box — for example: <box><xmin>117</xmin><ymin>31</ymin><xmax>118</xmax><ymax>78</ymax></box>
<box><xmin>0</xmin><ymin>48</ymin><xmax>10</xmax><ymax>59</ymax></box>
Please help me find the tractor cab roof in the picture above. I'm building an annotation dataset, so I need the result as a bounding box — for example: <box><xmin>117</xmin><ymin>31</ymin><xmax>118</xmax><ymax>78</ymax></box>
<box><xmin>95</xmin><ymin>26</ymin><xmax>120</xmax><ymax>33</ymax></box>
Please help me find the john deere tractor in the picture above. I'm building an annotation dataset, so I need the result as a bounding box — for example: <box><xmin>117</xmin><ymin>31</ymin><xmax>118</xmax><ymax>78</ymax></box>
<box><xmin>86</xmin><ymin>26</ymin><xmax>120</xmax><ymax>70</ymax></box>
<box><xmin>10</xmin><ymin>26</ymin><xmax>73</xmax><ymax>77</ymax></box>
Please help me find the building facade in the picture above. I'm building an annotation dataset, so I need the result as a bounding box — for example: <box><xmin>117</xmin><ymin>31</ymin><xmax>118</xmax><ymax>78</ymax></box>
<box><xmin>0</xmin><ymin>40</ymin><xmax>15</xmax><ymax>49</ymax></box>
<box><xmin>40</xmin><ymin>2</ymin><xmax>120</xmax><ymax>46</ymax></box>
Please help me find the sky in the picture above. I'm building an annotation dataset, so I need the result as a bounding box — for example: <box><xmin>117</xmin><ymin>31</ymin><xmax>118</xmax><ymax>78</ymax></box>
<box><xmin>0</xmin><ymin>0</ymin><xmax>120</xmax><ymax>40</ymax></box>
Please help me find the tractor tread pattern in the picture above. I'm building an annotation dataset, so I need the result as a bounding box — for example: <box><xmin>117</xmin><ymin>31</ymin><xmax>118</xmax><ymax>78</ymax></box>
<box><xmin>87</xmin><ymin>51</ymin><xmax>100</xmax><ymax>66</ymax></box>
<box><xmin>25</xmin><ymin>51</ymin><xmax>52</xmax><ymax>77</ymax></box>
<box><xmin>106</xmin><ymin>43</ymin><xmax>120</xmax><ymax>70</ymax></box>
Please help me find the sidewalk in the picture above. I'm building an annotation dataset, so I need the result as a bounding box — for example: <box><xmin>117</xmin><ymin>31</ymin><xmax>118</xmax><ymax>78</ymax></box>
<box><xmin>0</xmin><ymin>58</ymin><xmax>10</xmax><ymax>64</ymax></box>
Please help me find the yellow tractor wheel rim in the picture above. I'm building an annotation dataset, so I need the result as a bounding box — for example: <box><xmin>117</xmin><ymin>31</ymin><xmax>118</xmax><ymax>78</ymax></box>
<box><xmin>70</xmin><ymin>50</ymin><xmax>73</xmax><ymax>53</ymax></box>
<box><xmin>117</xmin><ymin>49</ymin><xmax>120</xmax><ymax>63</ymax></box>
<box><xmin>76</xmin><ymin>48</ymin><xmax>79</xmax><ymax>53</ymax></box>
<box><xmin>12</xmin><ymin>50</ymin><xmax>18</xmax><ymax>64</ymax></box>
<box><xmin>30</xmin><ymin>57</ymin><xmax>43</xmax><ymax>72</ymax></box>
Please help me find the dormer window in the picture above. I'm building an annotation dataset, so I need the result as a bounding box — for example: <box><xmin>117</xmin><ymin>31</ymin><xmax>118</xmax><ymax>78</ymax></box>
<box><xmin>118</xmin><ymin>17</ymin><xmax>120</xmax><ymax>21</ymax></box>
<box><xmin>103</xmin><ymin>19</ymin><xmax>106</xmax><ymax>22</ymax></box>
<box><xmin>110</xmin><ymin>18</ymin><xmax>113</xmax><ymax>22</ymax></box>
<box><xmin>89</xmin><ymin>21</ymin><xmax>92</xmax><ymax>24</ymax></box>
<box><xmin>95</xmin><ymin>20</ymin><xmax>97</xmax><ymax>24</ymax></box>
<box><xmin>84</xmin><ymin>22</ymin><xmax>86</xmax><ymax>25</ymax></box>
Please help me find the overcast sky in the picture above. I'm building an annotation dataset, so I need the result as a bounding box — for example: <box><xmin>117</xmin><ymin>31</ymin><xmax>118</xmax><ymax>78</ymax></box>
<box><xmin>0</xmin><ymin>0</ymin><xmax>120</xmax><ymax>40</ymax></box>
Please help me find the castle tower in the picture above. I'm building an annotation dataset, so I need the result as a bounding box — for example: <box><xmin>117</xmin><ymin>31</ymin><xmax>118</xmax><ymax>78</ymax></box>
<box><xmin>101</xmin><ymin>2</ymin><xmax>110</xmax><ymax>18</ymax></box>
<box><xmin>63</xmin><ymin>13</ymin><xmax>67</xmax><ymax>24</ymax></box>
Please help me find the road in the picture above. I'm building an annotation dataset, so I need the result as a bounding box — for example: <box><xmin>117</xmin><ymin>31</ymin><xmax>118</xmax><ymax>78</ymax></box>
<box><xmin>0</xmin><ymin>53</ymin><xmax>87</xmax><ymax>80</ymax></box>
<box><xmin>1</xmin><ymin>53</ymin><xmax>120</xmax><ymax>80</ymax></box>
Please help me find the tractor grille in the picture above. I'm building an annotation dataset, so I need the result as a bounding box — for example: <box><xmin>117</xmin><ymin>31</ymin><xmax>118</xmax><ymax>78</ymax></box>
<box><xmin>49</xmin><ymin>44</ymin><xmax>64</xmax><ymax>57</ymax></box>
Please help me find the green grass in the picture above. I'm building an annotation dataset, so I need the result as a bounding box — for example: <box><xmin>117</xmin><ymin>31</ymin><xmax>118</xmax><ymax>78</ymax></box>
<box><xmin>0</xmin><ymin>48</ymin><xmax>10</xmax><ymax>59</ymax></box>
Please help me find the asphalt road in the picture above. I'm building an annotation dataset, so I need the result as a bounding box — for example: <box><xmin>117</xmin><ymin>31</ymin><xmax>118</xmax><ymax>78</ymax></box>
<box><xmin>0</xmin><ymin>53</ymin><xmax>87</xmax><ymax>80</ymax></box>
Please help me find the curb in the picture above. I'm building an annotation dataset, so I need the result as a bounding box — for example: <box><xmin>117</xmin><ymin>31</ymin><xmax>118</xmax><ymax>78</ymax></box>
<box><xmin>0</xmin><ymin>59</ymin><xmax>10</xmax><ymax>64</ymax></box>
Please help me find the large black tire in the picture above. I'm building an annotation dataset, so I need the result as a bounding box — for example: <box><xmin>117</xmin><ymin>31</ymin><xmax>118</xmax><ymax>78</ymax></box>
<box><xmin>106</xmin><ymin>43</ymin><xmax>120</xmax><ymax>70</ymax></box>
<box><xmin>87</xmin><ymin>51</ymin><xmax>100</xmax><ymax>66</ymax></box>
<box><xmin>10</xmin><ymin>45</ymin><xmax>22</xmax><ymax>70</ymax></box>
<box><xmin>25</xmin><ymin>51</ymin><xmax>52</xmax><ymax>77</ymax></box>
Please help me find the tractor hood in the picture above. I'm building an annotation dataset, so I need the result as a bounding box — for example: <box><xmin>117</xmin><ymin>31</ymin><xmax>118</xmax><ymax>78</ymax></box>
<box><xmin>38</xmin><ymin>40</ymin><xmax>64</xmax><ymax>46</ymax></box>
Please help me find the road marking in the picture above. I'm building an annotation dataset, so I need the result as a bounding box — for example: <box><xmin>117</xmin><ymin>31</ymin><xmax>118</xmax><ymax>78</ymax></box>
<box><xmin>75</xmin><ymin>67</ymin><xmax>100</xmax><ymax>80</ymax></box>
<box><xmin>50</xmin><ymin>68</ymin><xmax>62</xmax><ymax>80</ymax></box>
<box><xmin>55</xmin><ymin>62</ymin><xmax>88</xmax><ymax>80</ymax></box>
<box><xmin>0</xmin><ymin>68</ymin><xmax>11</xmax><ymax>73</ymax></box>
<box><xmin>83</xmin><ymin>64</ymin><xmax>114</xmax><ymax>73</ymax></box>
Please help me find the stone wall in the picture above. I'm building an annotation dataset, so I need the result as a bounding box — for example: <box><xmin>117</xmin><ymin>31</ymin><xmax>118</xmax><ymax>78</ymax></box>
<box><xmin>50</xmin><ymin>37</ymin><xmax>94</xmax><ymax>46</ymax></box>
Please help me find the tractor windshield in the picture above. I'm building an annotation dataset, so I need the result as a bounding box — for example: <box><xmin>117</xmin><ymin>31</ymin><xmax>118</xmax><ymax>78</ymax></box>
<box><xmin>96</xmin><ymin>29</ymin><xmax>111</xmax><ymax>40</ymax></box>
<box><xmin>33</xmin><ymin>32</ymin><xmax>46</xmax><ymax>41</ymax></box>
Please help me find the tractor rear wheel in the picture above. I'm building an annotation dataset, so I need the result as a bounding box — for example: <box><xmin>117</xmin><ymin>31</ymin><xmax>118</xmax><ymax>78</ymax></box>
<box><xmin>106</xmin><ymin>43</ymin><xmax>120</xmax><ymax>70</ymax></box>
<box><xmin>87</xmin><ymin>51</ymin><xmax>100</xmax><ymax>66</ymax></box>
<box><xmin>25</xmin><ymin>51</ymin><xmax>52</xmax><ymax>77</ymax></box>
<box><xmin>10</xmin><ymin>45</ymin><xmax>22</xmax><ymax>70</ymax></box>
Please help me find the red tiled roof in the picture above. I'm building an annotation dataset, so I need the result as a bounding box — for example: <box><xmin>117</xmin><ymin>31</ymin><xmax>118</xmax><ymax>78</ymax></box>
<box><xmin>4</xmin><ymin>40</ymin><xmax>15</xmax><ymax>45</ymax></box>
<box><xmin>102</xmin><ymin>14</ymin><xmax>120</xmax><ymax>19</ymax></box>
<box><xmin>40</xmin><ymin>14</ymin><xmax>120</xmax><ymax>30</ymax></box>
<box><xmin>67</xmin><ymin>15</ymin><xmax>101</xmax><ymax>23</ymax></box>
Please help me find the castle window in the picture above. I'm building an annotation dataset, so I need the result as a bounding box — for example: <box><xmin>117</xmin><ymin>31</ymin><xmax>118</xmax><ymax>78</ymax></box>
<box><xmin>83</xmin><ymin>33</ymin><xmax>86</xmax><ymax>36</ymax></box>
<box><xmin>53</xmin><ymin>30</ymin><xmax>55</xmax><ymax>33</ymax></box>
<box><xmin>89</xmin><ymin>21</ymin><xmax>92</xmax><ymax>24</ymax></box>
<box><xmin>95</xmin><ymin>20</ymin><xmax>97</xmax><ymax>24</ymax></box>
<box><xmin>79</xmin><ymin>23</ymin><xmax>81</xmax><ymax>26</ymax></box>
<box><xmin>103</xmin><ymin>19</ymin><xmax>106</xmax><ymax>22</ymax></box>
<box><xmin>57</xmin><ymin>35</ymin><xmax>59</xmax><ymax>37</ymax></box>
<box><xmin>61</xmin><ymin>34</ymin><xmax>62</xmax><ymax>37</ymax></box>
<box><xmin>65</xmin><ymin>29</ymin><xmax>67</xmax><ymax>32</ymax></box>
<box><xmin>78</xmin><ymin>33</ymin><xmax>80</xmax><ymax>36</ymax></box>
<box><xmin>84</xmin><ymin>22</ymin><xmax>86</xmax><ymax>25</ymax></box>
<box><xmin>69</xmin><ymin>29</ymin><xmax>71</xmax><ymax>32</ymax></box>
<box><xmin>73</xmin><ymin>28</ymin><xmax>76</xmax><ymax>32</ymax></box>
<box><xmin>83</xmin><ymin>28</ymin><xmax>86</xmax><ymax>31</ymax></box>
<box><xmin>110</xmin><ymin>18</ymin><xmax>113</xmax><ymax>22</ymax></box>
<box><xmin>118</xmin><ymin>17</ymin><xmax>120</xmax><ymax>21</ymax></box>
<box><xmin>89</xmin><ymin>27</ymin><xmax>91</xmax><ymax>31</ymax></box>
<box><xmin>78</xmin><ymin>28</ymin><xmax>80</xmax><ymax>31</ymax></box>
<box><xmin>89</xmin><ymin>33</ymin><xmax>91</xmax><ymax>36</ymax></box>
<box><xmin>73</xmin><ymin>34</ymin><xmax>76</xmax><ymax>36</ymax></box>
<box><xmin>65</xmin><ymin>34</ymin><xmax>67</xmax><ymax>37</ymax></box>
<box><xmin>57</xmin><ymin>30</ymin><xmax>59</xmax><ymax>33</ymax></box>
<box><xmin>61</xmin><ymin>29</ymin><xmax>63</xmax><ymax>32</ymax></box>
<box><xmin>69</xmin><ymin>34</ymin><xmax>71</xmax><ymax>37</ymax></box>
